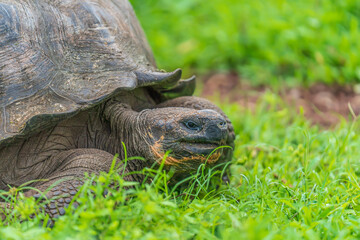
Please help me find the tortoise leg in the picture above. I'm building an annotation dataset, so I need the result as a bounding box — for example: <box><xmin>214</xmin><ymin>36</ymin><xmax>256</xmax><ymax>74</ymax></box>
<box><xmin>23</xmin><ymin>149</ymin><xmax>124</xmax><ymax>219</ymax></box>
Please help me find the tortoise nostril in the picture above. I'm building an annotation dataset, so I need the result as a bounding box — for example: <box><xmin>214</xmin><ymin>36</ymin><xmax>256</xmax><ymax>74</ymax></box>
<box><xmin>206</xmin><ymin>124</ymin><xmax>226</xmax><ymax>142</ymax></box>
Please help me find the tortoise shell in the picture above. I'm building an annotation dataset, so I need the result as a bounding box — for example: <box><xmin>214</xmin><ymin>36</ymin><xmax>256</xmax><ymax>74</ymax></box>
<box><xmin>0</xmin><ymin>0</ymin><xmax>192</xmax><ymax>142</ymax></box>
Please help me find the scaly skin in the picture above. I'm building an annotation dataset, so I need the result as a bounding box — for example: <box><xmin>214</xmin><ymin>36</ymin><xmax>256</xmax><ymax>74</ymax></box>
<box><xmin>0</xmin><ymin>0</ymin><xmax>234</xmax><ymax>221</ymax></box>
<box><xmin>156</xmin><ymin>96</ymin><xmax>235</xmax><ymax>151</ymax></box>
<box><xmin>0</xmin><ymin>95</ymin><xmax>233</xmax><ymax>219</ymax></box>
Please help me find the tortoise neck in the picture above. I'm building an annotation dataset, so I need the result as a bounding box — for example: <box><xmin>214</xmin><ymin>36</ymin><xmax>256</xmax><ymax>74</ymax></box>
<box><xmin>99</xmin><ymin>101</ymin><xmax>151</xmax><ymax>165</ymax></box>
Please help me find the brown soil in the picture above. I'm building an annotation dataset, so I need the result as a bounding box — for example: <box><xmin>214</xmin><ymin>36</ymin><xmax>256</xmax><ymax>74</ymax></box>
<box><xmin>201</xmin><ymin>73</ymin><xmax>360</xmax><ymax>127</ymax></box>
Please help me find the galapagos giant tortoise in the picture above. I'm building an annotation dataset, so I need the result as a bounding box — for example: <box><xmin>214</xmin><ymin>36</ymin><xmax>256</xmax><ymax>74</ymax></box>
<box><xmin>0</xmin><ymin>0</ymin><xmax>234</xmax><ymax>217</ymax></box>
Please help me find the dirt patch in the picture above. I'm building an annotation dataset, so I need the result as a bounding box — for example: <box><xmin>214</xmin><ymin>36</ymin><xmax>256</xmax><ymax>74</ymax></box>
<box><xmin>201</xmin><ymin>73</ymin><xmax>360</xmax><ymax>127</ymax></box>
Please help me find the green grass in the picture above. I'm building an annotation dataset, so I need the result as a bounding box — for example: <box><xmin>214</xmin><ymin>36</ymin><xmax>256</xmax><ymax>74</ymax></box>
<box><xmin>1</xmin><ymin>93</ymin><xmax>360</xmax><ymax>239</ymax></box>
<box><xmin>130</xmin><ymin>0</ymin><xmax>360</xmax><ymax>85</ymax></box>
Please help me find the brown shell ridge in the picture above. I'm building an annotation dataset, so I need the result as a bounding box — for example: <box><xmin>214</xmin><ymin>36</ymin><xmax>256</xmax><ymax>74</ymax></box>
<box><xmin>158</xmin><ymin>75</ymin><xmax>196</xmax><ymax>100</ymax></box>
<box><xmin>135</xmin><ymin>68</ymin><xmax>182</xmax><ymax>88</ymax></box>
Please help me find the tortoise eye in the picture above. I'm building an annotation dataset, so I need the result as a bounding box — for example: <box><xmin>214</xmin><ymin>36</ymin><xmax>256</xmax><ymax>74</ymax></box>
<box><xmin>218</xmin><ymin>121</ymin><xmax>227</xmax><ymax>128</ymax></box>
<box><xmin>184</xmin><ymin>120</ymin><xmax>201</xmax><ymax>131</ymax></box>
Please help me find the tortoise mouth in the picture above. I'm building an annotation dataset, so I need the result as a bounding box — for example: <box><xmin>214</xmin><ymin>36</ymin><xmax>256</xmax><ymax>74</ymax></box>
<box><xmin>151</xmin><ymin>139</ymin><xmax>225</xmax><ymax>169</ymax></box>
<box><xmin>180</xmin><ymin>141</ymin><xmax>222</xmax><ymax>156</ymax></box>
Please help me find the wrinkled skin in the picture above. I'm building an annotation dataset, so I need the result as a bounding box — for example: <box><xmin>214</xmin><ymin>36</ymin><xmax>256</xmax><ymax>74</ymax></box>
<box><xmin>105</xmin><ymin>100</ymin><xmax>228</xmax><ymax>171</ymax></box>
<box><xmin>0</xmin><ymin>89</ymin><xmax>234</xmax><ymax>219</ymax></box>
<box><xmin>0</xmin><ymin>0</ymin><xmax>235</xmax><ymax>220</ymax></box>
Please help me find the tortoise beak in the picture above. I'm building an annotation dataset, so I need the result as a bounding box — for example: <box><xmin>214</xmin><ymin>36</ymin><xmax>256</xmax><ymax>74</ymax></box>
<box><xmin>180</xmin><ymin>114</ymin><xmax>228</xmax><ymax>156</ymax></box>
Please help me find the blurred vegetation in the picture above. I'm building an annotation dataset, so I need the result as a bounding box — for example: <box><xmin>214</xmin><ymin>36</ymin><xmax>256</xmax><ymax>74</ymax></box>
<box><xmin>3</xmin><ymin>95</ymin><xmax>360</xmax><ymax>239</ymax></box>
<box><xmin>131</xmin><ymin>0</ymin><xmax>360</xmax><ymax>85</ymax></box>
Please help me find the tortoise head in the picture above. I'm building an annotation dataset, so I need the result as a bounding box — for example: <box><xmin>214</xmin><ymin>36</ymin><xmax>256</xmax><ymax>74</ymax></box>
<box><xmin>140</xmin><ymin>108</ymin><xmax>228</xmax><ymax>171</ymax></box>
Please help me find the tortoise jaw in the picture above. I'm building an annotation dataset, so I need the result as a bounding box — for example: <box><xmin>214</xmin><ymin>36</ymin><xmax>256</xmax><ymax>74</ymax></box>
<box><xmin>150</xmin><ymin>139</ymin><xmax>224</xmax><ymax>169</ymax></box>
<box><xmin>180</xmin><ymin>141</ymin><xmax>222</xmax><ymax>156</ymax></box>
<box><xmin>164</xmin><ymin>139</ymin><xmax>225</xmax><ymax>165</ymax></box>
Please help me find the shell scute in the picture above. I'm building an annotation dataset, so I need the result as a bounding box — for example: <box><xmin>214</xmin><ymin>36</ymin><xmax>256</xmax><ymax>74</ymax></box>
<box><xmin>0</xmin><ymin>0</ymin><xmax>157</xmax><ymax>141</ymax></box>
<box><xmin>0</xmin><ymin>0</ymin><xmax>195</xmax><ymax>144</ymax></box>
